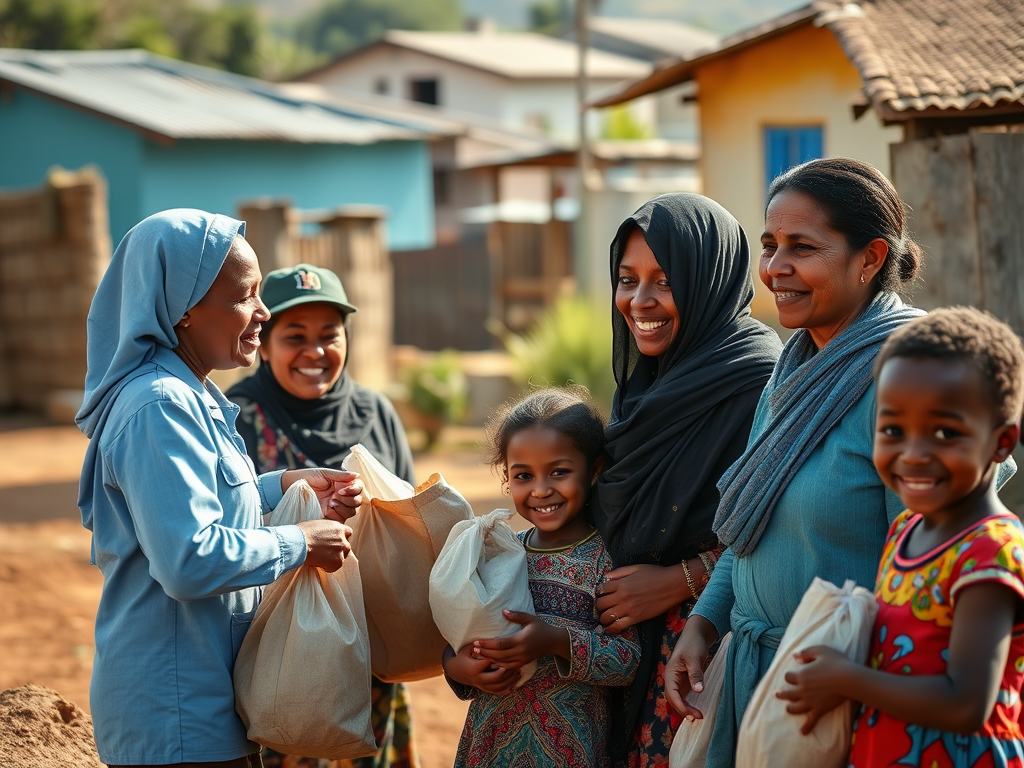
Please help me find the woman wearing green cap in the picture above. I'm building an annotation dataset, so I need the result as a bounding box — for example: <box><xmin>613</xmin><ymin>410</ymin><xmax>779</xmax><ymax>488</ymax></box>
<box><xmin>227</xmin><ymin>263</ymin><xmax>419</xmax><ymax>768</ymax></box>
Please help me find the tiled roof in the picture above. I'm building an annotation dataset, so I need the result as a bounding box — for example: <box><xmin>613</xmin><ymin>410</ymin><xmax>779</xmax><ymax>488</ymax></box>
<box><xmin>818</xmin><ymin>0</ymin><xmax>1024</xmax><ymax>116</ymax></box>
<box><xmin>0</xmin><ymin>48</ymin><xmax>435</xmax><ymax>144</ymax></box>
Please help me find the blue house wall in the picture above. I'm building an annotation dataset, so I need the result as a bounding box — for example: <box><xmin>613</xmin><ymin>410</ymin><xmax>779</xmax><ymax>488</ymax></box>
<box><xmin>0</xmin><ymin>89</ymin><xmax>145</xmax><ymax>241</ymax></box>
<box><xmin>140</xmin><ymin>139</ymin><xmax>434</xmax><ymax>250</ymax></box>
<box><xmin>0</xmin><ymin>89</ymin><xmax>435</xmax><ymax>250</ymax></box>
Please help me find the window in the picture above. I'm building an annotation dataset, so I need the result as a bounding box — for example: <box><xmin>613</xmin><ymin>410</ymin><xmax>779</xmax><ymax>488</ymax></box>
<box><xmin>373</xmin><ymin>77</ymin><xmax>389</xmax><ymax>95</ymax></box>
<box><xmin>408</xmin><ymin>78</ymin><xmax>439</xmax><ymax>106</ymax></box>
<box><xmin>764</xmin><ymin>126</ymin><xmax>823</xmax><ymax>189</ymax></box>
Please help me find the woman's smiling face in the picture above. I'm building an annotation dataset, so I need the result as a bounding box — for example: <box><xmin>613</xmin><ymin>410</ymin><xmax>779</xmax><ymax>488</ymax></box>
<box><xmin>615</xmin><ymin>229</ymin><xmax>680</xmax><ymax>358</ymax></box>
<box><xmin>178</xmin><ymin>236</ymin><xmax>269</xmax><ymax>377</ymax></box>
<box><xmin>759</xmin><ymin>190</ymin><xmax>880</xmax><ymax>349</ymax></box>
<box><xmin>260</xmin><ymin>302</ymin><xmax>347</xmax><ymax>400</ymax></box>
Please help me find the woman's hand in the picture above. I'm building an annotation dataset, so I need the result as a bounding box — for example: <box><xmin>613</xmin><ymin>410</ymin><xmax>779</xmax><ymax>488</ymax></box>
<box><xmin>295</xmin><ymin>519</ymin><xmax>353</xmax><ymax>572</ymax></box>
<box><xmin>776</xmin><ymin>645</ymin><xmax>852</xmax><ymax>734</ymax></box>
<box><xmin>282</xmin><ymin>468</ymin><xmax>363</xmax><ymax>522</ymax></box>
<box><xmin>473</xmin><ymin>610</ymin><xmax>570</xmax><ymax>669</ymax></box>
<box><xmin>596</xmin><ymin>564</ymin><xmax>687</xmax><ymax>633</ymax></box>
<box><xmin>665</xmin><ymin>614</ymin><xmax>718</xmax><ymax>719</ymax></box>
<box><xmin>443</xmin><ymin>643</ymin><xmax>521</xmax><ymax>695</ymax></box>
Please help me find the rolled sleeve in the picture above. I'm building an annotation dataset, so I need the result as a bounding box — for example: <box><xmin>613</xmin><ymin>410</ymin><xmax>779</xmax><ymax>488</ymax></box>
<box><xmin>258</xmin><ymin>469</ymin><xmax>286</xmax><ymax>513</ymax></box>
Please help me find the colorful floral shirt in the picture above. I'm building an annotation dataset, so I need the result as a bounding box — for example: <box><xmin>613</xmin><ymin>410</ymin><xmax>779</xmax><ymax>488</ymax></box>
<box><xmin>850</xmin><ymin>509</ymin><xmax>1024</xmax><ymax>768</ymax></box>
<box><xmin>450</xmin><ymin>529</ymin><xmax>641</xmax><ymax>768</ymax></box>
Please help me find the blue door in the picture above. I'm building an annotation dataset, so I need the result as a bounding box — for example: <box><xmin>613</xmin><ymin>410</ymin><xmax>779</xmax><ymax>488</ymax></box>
<box><xmin>764</xmin><ymin>126</ymin><xmax>824</xmax><ymax>190</ymax></box>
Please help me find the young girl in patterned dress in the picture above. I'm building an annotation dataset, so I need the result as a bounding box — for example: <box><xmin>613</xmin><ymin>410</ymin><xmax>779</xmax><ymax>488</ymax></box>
<box><xmin>779</xmin><ymin>307</ymin><xmax>1024</xmax><ymax>767</ymax></box>
<box><xmin>442</xmin><ymin>388</ymin><xmax>641</xmax><ymax>767</ymax></box>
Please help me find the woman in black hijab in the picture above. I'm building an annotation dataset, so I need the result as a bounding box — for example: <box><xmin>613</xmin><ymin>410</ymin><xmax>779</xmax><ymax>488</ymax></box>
<box><xmin>227</xmin><ymin>263</ymin><xmax>418</xmax><ymax>768</ymax></box>
<box><xmin>592</xmin><ymin>194</ymin><xmax>782</xmax><ymax>766</ymax></box>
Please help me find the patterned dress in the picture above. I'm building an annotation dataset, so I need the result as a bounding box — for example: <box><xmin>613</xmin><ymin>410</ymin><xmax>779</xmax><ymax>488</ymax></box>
<box><xmin>449</xmin><ymin>529</ymin><xmax>641</xmax><ymax>768</ymax></box>
<box><xmin>850</xmin><ymin>510</ymin><xmax>1024</xmax><ymax>768</ymax></box>
<box><xmin>626</xmin><ymin>547</ymin><xmax>722</xmax><ymax>768</ymax></box>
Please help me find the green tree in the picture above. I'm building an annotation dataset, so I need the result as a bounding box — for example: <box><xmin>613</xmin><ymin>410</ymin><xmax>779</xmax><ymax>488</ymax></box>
<box><xmin>296</xmin><ymin>0</ymin><xmax>463</xmax><ymax>57</ymax></box>
<box><xmin>601</xmin><ymin>103</ymin><xmax>653</xmax><ymax>140</ymax></box>
<box><xmin>0</xmin><ymin>0</ymin><xmax>100</xmax><ymax>49</ymax></box>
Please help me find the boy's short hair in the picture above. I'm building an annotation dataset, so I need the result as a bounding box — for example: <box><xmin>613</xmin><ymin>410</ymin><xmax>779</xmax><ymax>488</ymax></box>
<box><xmin>875</xmin><ymin>306</ymin><xmax>1024</xmax><ymax>423</ymax></box>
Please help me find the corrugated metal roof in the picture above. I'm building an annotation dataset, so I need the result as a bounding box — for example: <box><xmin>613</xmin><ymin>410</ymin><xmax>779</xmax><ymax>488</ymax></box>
<box><xmin>0</xmin><ymin>48</ymin><xmax>433</xmax><ymax>144</ymax></box>
<box><xmin>380</xmin><ymin>30</ymin><xmax>651</xmax><ymax>80</ymax></box>
<box><xmin>587</xmin><ymin>18</ymin><xmax>720</xmax><ymax>60</ymax></box>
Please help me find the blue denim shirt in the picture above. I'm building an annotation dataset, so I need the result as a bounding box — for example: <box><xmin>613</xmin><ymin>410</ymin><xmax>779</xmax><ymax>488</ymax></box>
<box><xmin>85</xmin><ymin>346</ymin><xmax>307</xmax><ymax>764</ymax></box>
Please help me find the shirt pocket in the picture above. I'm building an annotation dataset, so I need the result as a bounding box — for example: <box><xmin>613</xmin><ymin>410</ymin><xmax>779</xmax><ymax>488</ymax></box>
<box><xmin>230</xmin><ymin>606</ymin><xmax>257</xmax><ymax>658</ymax></box>
<box><xmin>218</xmin><ymin>454</ymin><xmax>254</xmax><ymax>487</ymax></box>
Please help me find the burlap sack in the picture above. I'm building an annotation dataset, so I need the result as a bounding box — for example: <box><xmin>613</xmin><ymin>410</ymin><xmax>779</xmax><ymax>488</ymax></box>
<box><xmin>428</xmin><ymin>508</ymin><xmax>537</xmax><ymax>685</ymax></box>
<box><xmin>234</xmin><ymin>480</ymin><xmax>376</xmax><ymax>759</ymax></box>
<box><xmin>669</xmin><ymin>631</ymin><xmax>733</xmax><ymax>768</ymax></box>
<box><xmin>342</xmin><ymin>444</ymin><xmax>474</xmax><ymax>682</ymax></box>
<box><xmin>736</xmin><ymin>578</ymin><xmax>877</xmax><ymax>768</ymax></box>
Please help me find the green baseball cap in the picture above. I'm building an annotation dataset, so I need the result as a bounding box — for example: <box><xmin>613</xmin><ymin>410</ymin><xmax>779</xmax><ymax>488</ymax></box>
<box><xmin>261</xmin><ymin>263</ymin><xmax>358</xmax><ymax>317</ymax></box>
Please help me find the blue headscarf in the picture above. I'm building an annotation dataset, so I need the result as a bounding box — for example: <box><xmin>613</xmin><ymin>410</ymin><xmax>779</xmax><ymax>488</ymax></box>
<box><xmin>76</xmin><ymin>209</ymin><xmax>244</xmax><ymax>531</ymax></box>
<box><xmin>76</xmin><ymin>209</ymin><xmax>244</xmax><ymax>437</ymax></box>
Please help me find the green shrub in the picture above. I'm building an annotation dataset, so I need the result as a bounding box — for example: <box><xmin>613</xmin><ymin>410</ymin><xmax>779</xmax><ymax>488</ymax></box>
<box><xmin>497</xmin><ymin>296</ymin><xmax>615</xmax><ymax>414</ymax></box>
<box><xmin>404</xmin><ymin>350</ymin><xmax>467</xmax><ymax>425</ymax></box>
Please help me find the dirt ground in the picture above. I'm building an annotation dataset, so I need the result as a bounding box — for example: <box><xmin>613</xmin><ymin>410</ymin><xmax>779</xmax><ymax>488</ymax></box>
<box><xmin>0</xmin><ymin>415</ymin><xmax>515</xmax><ymax>768</ymax></box>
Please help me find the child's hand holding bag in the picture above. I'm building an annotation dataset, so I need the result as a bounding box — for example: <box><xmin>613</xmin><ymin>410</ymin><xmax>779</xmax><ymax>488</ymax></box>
<box><xmin>429</xmin><ymin>508</ymin><xmax>539</xmax><ymax>686</ymax></box>
<box><xmin>735</xmin><ymin>577</ymin><xmax>877</xmax><ymax>768</ymax></box>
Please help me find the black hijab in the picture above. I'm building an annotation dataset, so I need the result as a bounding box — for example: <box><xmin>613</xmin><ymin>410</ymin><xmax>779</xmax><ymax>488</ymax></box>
<box><xmin>593</xmin><ymin>194</ymin><xmax>781</xmax><ymax>763</ymax></box>
<box><xmin>592</xmin><ymin>193</ymin><xmax>782</xmax><ymax>568</ymax></box>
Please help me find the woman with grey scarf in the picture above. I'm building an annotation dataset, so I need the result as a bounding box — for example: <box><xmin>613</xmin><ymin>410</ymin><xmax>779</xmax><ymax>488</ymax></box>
<box><xmin>663</xmin><ymin>158</ymin><xmax>935</xmax><ymax>768</ymax></box>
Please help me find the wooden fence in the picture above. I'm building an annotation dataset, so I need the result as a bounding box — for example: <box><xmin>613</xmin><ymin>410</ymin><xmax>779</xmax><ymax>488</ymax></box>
<box><xmin>239</xmin><ymin>201</ymin><xmax>392</xmax><ymax>390</ymax></box>
<box><xmin>892</xmin><ymin>129</ymin><xmax>1024</xmax><ymax>334</ymax></box>
<box><xmin>392</xmin><ymin>239</ymin><xmax>492</xmax><ymax>351</ymax></box>
<box><xmin>0</xmin><ymin>168</ymin><xmax>110</xmax><ymax>411</ymax></box>
<box><xmin>392</xmin><ymin>219</ymin><xmax>574</xmax><ymax>351</ymax></box>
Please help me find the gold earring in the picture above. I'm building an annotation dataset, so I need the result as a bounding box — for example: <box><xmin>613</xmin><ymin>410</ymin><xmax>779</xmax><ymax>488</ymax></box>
<box><xmin>860</xmin><ymin>273</ymin><xmax>866</xmax><ymax>283</ymax></box>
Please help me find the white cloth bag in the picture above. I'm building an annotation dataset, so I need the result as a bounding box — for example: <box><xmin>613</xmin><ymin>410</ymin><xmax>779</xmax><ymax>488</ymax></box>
<box><xmin>736</xmin><ymin>578</ymin><xmax>878</xmax><ymax>768</ymax></box>
<box><xmin>234</xmin><ymin>480</ymin><xmax>376</xmax><ymax>759</ymax></box>
<box><xmin>428</xmin><ymin>508</ymin><xmax>538</xmax><ymax>685</ymax></box>
<box><xmin>669</xmin><ymin>631</ymin><xmax>733</xmax><ymax>768</ymax></box>
<box><xmin>342</xmin><ymin>444</ymin><xmax>474</xmax><ymax>682</ymax></box>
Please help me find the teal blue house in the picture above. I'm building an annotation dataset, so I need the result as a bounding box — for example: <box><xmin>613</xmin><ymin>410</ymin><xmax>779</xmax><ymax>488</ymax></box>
<box><xmin>0</xmin><ymin>49</ymin><xmax>439</xmax><ymax>249</ymax></box>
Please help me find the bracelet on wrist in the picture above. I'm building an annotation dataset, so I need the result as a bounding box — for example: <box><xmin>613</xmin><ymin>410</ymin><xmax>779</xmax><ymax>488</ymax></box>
<box><xmin>698</xmin><ymin>551</ymin><xmax>716</xmax><ymax>579</ymax></box>
<box><xmin>681</xmin><ymin>558</ymin><xmax>699</xmax><ymax>602</ymax></box>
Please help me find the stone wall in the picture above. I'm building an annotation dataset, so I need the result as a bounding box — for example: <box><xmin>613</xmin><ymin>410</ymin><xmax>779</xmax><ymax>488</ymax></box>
<box><xmin>0</xmin><ymin>168</ymin><xmax>110</xmax><ymax>412</ymax></box>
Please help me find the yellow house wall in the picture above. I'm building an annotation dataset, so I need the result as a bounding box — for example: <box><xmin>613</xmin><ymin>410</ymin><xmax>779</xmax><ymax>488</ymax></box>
<box><xmin>695</xmin><ymin>23</ymin><xmax>903</xmax><ymax>320</ymax></box>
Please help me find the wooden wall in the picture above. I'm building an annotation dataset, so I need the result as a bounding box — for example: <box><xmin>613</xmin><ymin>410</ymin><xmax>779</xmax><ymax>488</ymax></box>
<box><xmin>892</xmin><ymin>129</ymin><xmax>1024</xmax><ymax>334</ymax></box>
<box><xmin>892</xmin><ymin>129</ymin><xmax>1024</xmax><ymax>507</ymax></box>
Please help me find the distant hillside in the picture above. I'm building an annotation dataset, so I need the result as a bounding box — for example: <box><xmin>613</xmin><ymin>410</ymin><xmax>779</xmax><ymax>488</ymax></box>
<box><xmin>254</xmin><ymin>0</ymin><xmax>806</xmax><ymax>34</ymax></box>
<box><xmin>460</xmin><ymin>0</ymin><xmax>805</xmax><ymax>33</ymax></box>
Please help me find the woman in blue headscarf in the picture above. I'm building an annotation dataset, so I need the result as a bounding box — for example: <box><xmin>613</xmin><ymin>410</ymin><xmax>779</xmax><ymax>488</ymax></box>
<box><xmin>76</xmin><ymin>209</ymin><xmax>363</xmax><ymax>768</ymax></box>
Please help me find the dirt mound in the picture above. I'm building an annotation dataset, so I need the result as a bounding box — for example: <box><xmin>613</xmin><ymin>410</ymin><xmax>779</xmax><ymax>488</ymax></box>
<box><xmin>0</xmin><ymin>684</ymin><xmax>102</xmax><ymax>767</ymax></box>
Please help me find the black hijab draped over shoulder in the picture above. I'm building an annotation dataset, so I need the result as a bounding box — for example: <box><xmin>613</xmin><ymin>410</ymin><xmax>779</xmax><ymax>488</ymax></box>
<box><xmin>592</xmin><ymin>193</ymin><xmax>782</xmax><ymax>567</ymax></box>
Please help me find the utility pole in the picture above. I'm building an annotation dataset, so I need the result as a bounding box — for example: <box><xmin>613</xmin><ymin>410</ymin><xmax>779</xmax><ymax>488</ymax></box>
<box><xmin>574</xmin><ymin>0</ymin><xmax>592</xmax><ymax>297</ymax></box>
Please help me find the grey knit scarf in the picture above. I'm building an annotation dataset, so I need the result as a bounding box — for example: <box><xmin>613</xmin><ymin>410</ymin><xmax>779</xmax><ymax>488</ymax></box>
<box><xmin>713</xmin><ymin>291</ymin><xmax>924</xmax><ymax>557</ymax></box>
